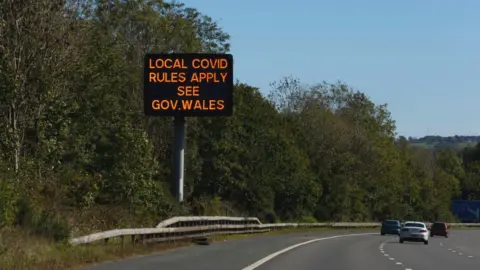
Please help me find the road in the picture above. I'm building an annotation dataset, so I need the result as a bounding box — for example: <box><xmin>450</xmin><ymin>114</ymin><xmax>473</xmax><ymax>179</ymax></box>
<box><xmin>83</xmin><ymin>229</ymin><xmax>480</xmax><ymax>270</ymax></box>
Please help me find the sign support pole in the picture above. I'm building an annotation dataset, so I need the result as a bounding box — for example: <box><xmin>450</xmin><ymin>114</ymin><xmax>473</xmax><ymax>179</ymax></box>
<box><xmin>173</xmin><ymin>116</ymin><xmax>186</xmax><ymax>203</ymax></box>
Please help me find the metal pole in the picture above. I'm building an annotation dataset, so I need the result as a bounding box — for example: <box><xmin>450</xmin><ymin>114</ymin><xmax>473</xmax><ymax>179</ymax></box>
<box><xmin>173</xmin><ymin>116</ymin><xmax>186</xmax><ymax>202</ymax></box>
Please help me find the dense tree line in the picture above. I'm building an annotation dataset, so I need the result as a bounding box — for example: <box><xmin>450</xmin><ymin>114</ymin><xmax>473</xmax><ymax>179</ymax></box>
<box><xmin>408</xmin><ymin>135</ymin><xmax>480</xmax><ymax>151</ymax></box>
<box><xmin>409</xmin><ymin>135</ymin><xmax>480</xmax><ymax>144</ymax></box>
<box><xmin>1</xmin><ymin>0</ymin><xmax>480</xmax><ymax>241</ymax></box>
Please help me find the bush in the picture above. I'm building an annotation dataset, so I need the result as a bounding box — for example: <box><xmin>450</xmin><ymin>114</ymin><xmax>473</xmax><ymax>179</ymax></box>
<box><xmin>15</xmin><ymin>198</ymin><xmax>70</xmax><ymax>242</ymax></box>
<box><xmin>0</xmin><ymin>180</ymin><xmax>18</xmax><ymax>228</ymax></box>
<box><xmin>260</xmin><ymin>211</ymin><xmax>278</xmax><ymax>223</ymax></box>
<box><xmin>34</xmin><ymin>211</ymin><xmax>70</xmax><ymax>242</ymax></box>
<box><xmin>298</xmin><ymin>216</ymin><xmax>318</xmax><ymax>223</ymax></box>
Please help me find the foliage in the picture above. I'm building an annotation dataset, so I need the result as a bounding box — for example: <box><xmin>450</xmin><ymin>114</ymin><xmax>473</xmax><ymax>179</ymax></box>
<box><xmin>1</xmin><ymin>1</ymin><xmax>479</xmax><ymax>251</ymax></box>
<box><xmin>408</xmin><ymin>135</ymin><xmax>480</xmax><ymax>151</ymax></box>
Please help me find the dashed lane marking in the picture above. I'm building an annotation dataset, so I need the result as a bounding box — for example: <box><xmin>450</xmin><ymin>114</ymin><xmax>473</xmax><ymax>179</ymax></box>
<box><xmin>381</xmin><ymin>239</ymin><xmax>413</xmax><ymax>270</ymax></box>
<box><xmin>440</xmin><ymin>243</ymin><xmax>475</xmax><ymax>259</ymax></box>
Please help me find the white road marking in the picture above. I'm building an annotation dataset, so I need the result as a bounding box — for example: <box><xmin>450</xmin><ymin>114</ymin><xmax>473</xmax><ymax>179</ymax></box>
<box><xmin>381</xmin><ymin>250</ymin><xmax>385</xmax><ymax>253</ymax></box>
<box><xmin>440</xmin><ymin>243</ymin><xmax>443</xmax><ymax>246</ymax></box>
<box><xmin>459</xmin><ymin>253</ymin><xmax>463</xmax><ymax>255</ymax></box>
<box><xmin>452</xmin><ymin>250</ymin><xmax>457</xmax><ymax>253</ymax></box>
<box><xmin>468</xmin><ymin>256</ymin><xmax>473</xmax><ymax>258</ymax></box>
<box><xmin>448</xmin><ymin>248</ymin><xmax>452</xmax><ymax>250</ymax></box>
<box><xmin>381</xmin><ymin>240</ymin><xmax>413</xmax><ymax>270</ymax></box>
<box><xmin>241</xmin><ymin>233</ymin><xmax>376</xmax><ymax>270</ymax></box>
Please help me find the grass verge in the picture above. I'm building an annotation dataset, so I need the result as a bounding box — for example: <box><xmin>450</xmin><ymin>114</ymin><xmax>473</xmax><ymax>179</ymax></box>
<box><xmin>1</xmin><ymin>226</ymin><xmax>477</xmax><ymax>270</ymax></box>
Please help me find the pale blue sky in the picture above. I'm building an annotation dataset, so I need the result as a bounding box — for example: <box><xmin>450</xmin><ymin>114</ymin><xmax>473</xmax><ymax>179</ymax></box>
<box><xmin>181</xmin><ymin>0</ymin><xmax>479</xmax><ymax>137</ymax></box>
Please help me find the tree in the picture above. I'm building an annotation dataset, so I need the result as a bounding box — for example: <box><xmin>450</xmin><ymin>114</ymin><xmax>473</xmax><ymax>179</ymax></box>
<box><xmin>0</xmin><ymin>1</ymin><xmax>470</xmax><ymax>254</ymax></box>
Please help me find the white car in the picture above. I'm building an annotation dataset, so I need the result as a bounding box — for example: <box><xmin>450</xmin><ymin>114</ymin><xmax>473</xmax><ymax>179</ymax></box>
<box><xmin>399</xmin><ymin>221</ymin><xmax>429</xmax><ymax>245</ymax></box>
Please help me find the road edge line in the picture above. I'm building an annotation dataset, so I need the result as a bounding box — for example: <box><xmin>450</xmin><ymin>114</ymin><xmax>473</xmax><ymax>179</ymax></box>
<box><xmin>241</xmin><ymin>232</ymin><xmax>377</xmax><ymax>270</ymax></box>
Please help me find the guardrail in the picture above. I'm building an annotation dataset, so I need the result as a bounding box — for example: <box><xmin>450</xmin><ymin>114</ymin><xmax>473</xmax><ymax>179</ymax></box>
<box><xmin>69</xmin><ymin>216</ymin><xmax>480</xmax><ymax>246</ymax></box>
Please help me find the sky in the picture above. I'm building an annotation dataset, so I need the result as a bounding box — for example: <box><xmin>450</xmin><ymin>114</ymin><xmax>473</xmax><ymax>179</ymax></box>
<box><xmin>181</xmin><ymin>0</ymin><xmax>480</xmax><ymax>137</ymax></box>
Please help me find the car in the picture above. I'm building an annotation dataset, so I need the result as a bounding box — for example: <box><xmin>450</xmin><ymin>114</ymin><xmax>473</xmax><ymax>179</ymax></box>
<box><xmin>430</xmin><ymin>222</ymin><xmax>448</xmax><ymax>237</ymax></box>
<box><xmin>399</xmin><ymin>221</ymin><xmax>429</xmax><ymax>245</ymax></box>
<box><xmin>381</xmin><ymin>220</ymin><xmax>401</xmax><ymax>235</ymax></box>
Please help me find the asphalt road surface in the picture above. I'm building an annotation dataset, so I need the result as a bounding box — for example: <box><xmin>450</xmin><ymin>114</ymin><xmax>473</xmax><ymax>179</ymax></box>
<box><xmin>83</xmin><ymin>229</ymin><xmax>480</xmax><ymax>270</ymax></box>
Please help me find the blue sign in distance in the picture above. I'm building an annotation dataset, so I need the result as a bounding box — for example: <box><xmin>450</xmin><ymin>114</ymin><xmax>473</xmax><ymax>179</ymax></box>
<box><xmin>451</xmin><ymin>200</ymin><xmax>480</xmax><ymax>222</ymax></box>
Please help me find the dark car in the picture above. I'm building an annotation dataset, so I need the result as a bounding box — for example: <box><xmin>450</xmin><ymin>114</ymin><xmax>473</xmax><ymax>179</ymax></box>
<box><xmin>430</xmin><ymin>222</ymin><xmax>448</xmax><ymax>237</ymax></box>
<box><xmin>381</xmin><ymin>220</ymin><xmax>401</xmax><ymax>235</ymax></box>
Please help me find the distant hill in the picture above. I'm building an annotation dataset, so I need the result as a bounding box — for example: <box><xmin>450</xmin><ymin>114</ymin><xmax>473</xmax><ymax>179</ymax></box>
<box><xmin>407</xmin><ymin>135</ymin><xmax>480</xmax><ymax>151</ymax></box>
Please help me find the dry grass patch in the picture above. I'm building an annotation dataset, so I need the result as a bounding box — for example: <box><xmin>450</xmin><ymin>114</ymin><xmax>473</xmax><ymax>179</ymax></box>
<box><xmin>1</xmin><ymin>227</ymin><xmax>377</xmax><ymax>270</ymax></box>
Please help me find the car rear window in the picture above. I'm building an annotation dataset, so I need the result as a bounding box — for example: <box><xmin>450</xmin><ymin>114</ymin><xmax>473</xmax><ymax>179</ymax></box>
<box><xmin>432</xmin><ymin>223</ymin><xmax>446</xmax><ymax>229</ymax></box>
<box><xmin>385</xmin><ymin>220</ymin><xmax>399</xmax><ymax>225</ymax></box>
<box><xmin>404</xmin><ymin>223</ymin><xmax>425</xmax><ymax>228</ymax></box>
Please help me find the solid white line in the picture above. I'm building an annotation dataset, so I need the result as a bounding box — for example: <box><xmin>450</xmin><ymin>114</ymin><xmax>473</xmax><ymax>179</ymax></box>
<box><xmin>241</xmin><ymin>233</ymin><xmax>376</xmax><ymax>270</ymax></box>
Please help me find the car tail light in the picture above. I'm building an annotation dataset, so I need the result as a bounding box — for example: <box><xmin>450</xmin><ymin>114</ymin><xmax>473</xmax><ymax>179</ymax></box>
<box><xmin>420</xmin><ymin>229</ymin><xmax>427</xmax><ymax>233</ymax></box>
